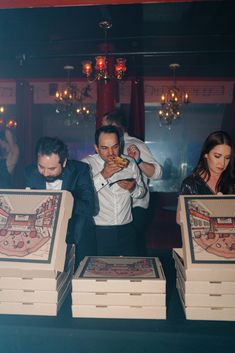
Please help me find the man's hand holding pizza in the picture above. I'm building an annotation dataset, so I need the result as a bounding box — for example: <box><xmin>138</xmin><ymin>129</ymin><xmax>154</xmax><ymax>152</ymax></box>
<box><xmin>101</xmin><ymin>156</ymin><xmax>129</xmax><ymax>179</ymax></box>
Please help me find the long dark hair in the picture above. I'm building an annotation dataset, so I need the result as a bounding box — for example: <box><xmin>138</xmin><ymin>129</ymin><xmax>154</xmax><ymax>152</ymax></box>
<box><xmin>193</xmin><ymin>131</ymin><xmax>235</xmax><ymax>194</ymax></box>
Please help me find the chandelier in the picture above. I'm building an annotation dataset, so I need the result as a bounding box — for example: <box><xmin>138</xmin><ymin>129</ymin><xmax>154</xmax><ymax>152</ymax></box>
<box><xmin>82</xmin><ymin>21</ymin><xmax>127</xmax><ymax>83</ymax></box>
<box><xmin>55</xmin><ymin>65</ymin><xmax>92</xmax><ymax>126</ymax></box>
<box><xmin>158</xmin><ymin>64</ymin><xmax>189</xmax><ymax>129</ymax></box>
<box><xmin>0</xmin><ymin>106</ymin><xmax>17</xmax><ymax>129</ymax></box>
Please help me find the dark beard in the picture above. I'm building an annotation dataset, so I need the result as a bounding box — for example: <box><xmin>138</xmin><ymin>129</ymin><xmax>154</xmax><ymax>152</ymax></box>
<box><xmin>43</xmin><ymin>171</ymin><xmax>63</xmax><ymax>183</ymax></box>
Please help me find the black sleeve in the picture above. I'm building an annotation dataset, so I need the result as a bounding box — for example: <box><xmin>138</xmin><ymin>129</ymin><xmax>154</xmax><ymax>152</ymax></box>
<box><xmin>180</xmin><ymin>176</ymin><xmax>195</xmax><ymax>195</ymax></box>
<box><xmin>71</xmin><ymin>163</ymin><xmax>96</xmax><ymax>218</ymax></box>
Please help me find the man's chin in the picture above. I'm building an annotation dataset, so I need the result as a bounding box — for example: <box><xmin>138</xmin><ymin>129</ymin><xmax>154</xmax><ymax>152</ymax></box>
<box><xmin>44</xmin><ymin>176</ymin><xmax>59</xmax><ymax>183</ymax></box>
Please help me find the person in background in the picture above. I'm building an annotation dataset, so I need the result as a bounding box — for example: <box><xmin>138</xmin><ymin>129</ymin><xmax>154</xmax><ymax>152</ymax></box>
<box><xmin>0</xmin><ymin>128</ymin><xmax>19</xmax><ymax>188</ymax></box>
<box><xmin>82</xmin><ymin>125</ymin><xmax>146</xmax><ymax>256</ymax></box>
<box><xmin>176</xmin><ymin>130</ymin><xmax>235</xmax><ymax>224</ymax></box>
<box><xmin>25</xmin><ymin>136</ymin><xmax>96</xmax><ymax>267</ymax></box>
<box><xmin>102</xmin><ymin>109</ymin><xmax>162</xmax><ymax>256</ymax></box>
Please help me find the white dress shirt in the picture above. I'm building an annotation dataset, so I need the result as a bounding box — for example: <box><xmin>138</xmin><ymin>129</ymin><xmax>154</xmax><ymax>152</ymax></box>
<box><xmin>124</xmin><ymin>132</ymin><xmax>162</xmax><ymax>209</ymax></box>
<box><xmin>46</xmin><ymin>179</ymin><xmax>62</xmax><ymax>190</ymax></box>
<box><xmin>82</xmin><ymin>153</ymin><xmax>146</xmax><ymax>226</ymax></box>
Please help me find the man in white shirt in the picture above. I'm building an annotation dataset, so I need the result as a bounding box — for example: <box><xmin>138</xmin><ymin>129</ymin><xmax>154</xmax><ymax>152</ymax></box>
<box><xmin>82</xmin><ymin>125</ymin><xmax>146</xmax><ymax>256</ymax></box>
<box><xmin>102</xmin><ymin>109</ymin><xmax>162</xmax><ymax>255</ymax></box>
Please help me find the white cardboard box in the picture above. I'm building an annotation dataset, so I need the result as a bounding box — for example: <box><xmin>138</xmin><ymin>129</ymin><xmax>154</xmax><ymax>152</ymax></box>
<box><xmin>182</xmin><ymin>307</ymin><xmax>235</xmax><ymax>321</ymax></box>
<box><xmin>72</xmin><ymin>304</ymin><xmax>166</xmax><ymax>319</ymax></box>
<box><xmin>177</xmin><ymin>283</ymin><xmax>235</xmax><ymax>321</ymax></box>
<box><xmin>176</xmin><ymin>277</ymin><xmax>235</xmax><ymax>307</ymax></box>
<box><xmin>72</xmin><ymin>291</ymin><xmax>165</xmax><ymax>306</ymax></box>
<box><xmin>0</xmin><ymin>257</ymin><xmax>74</xmax><ymax>291</ymax></box>
<box><xmin>173</xmin><ymin>249</ymin><xmax>235</xmax><ymax>294</ymax></box>
<box><xmin>0</xmin><ymin>278</ymin><xmax>71</xmax><ymax>316</ymax></box>
<box><xmin>0</xmin><ymin>255</ymin><xmax>74</xmax><ymax>303</ymax></box>
<box><xmin>0</xmin><ymin>190</ymin><xmax>73</xmax><ymax>277</ymax></box>
<box><xmin>72</xmin><ymin>256</ymin><xmax>166</xmax><ymax>293</ymax></box>
<box><xmin>177</xmin><ymin>195</ymin><xmax>235</xmax><ymax>281</ymax></box>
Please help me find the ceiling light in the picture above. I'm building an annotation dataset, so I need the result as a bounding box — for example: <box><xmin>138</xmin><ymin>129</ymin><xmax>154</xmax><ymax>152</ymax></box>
<box><xmin>82</xmin><ymin>21</ymin><xmax>127</xmax><ymax>83</ymax></box>
<box><xmin>158</xmin><ymin>63</ymin><xmax>189</xmax><ymax>130</ymax></box>
<box><xmin>55</xmin><ymin>66</ymin><xmax>92</xmax><ymax>126</ymax></box>
<box><xmin>0</xmin><ymin>107</ymin><xmax>17</xmax><ymax>129</ymax></box>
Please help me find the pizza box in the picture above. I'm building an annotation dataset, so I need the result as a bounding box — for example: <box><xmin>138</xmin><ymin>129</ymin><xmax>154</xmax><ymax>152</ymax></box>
<box><xmin>72</xmin><ymin>304</ymin><xmax>166</xmax><ymax>319</ymax></box>
<box><xmin>181</xmin><ymin>306</ymin><xmax>235</xmax><ymax>321</ymax></box>
<box><xmin>72</xmin><ymin>256</ymin><xmax>166</xmax><ymax>293</ymax></box>
<box><xmin>72</xmin><ymin>291</ymin><xmax>165</xmax><ymax>306</ymax></box>
<box><xmin>0</xmin><ymin>252</ymin><xmax>75</xmax><ymax>291</ymax></box>
<box><xmin>0</xmin><ymin>190</ymin><xmax>73</xmax><ymax>277</ymax></box>
<box><xmin>174</xmin><ymin>254</ymin><xmax>235</xmax><ymax>294</ymax></box>
<box><xmin>0</xmin><ymin>277</ymin><xmax>71</xmax><ymax>316</ymax></box>
<box><xmin>177</xmin><ymin>195</ymin><xmax>235</xmax><ymax>282</ymax></box>
<box><xmin>176</xmin><ymin>277</ymin><xmax>235</xmax><ymax>308</ymax></box>
<box><xmin>0</xmin><ymin>254</ymin><xmax>74</xmax><ymax>303</ymax></box>
<box><xmin>177</xmin><ymin>282</ymin><xmax>235</xmax><ymax>321</ymax></box>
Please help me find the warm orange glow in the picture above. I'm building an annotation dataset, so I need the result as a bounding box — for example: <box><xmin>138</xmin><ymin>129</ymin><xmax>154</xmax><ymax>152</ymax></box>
<box><xmin>82</xmin><ymin>60</ymin><xmax>93</xmax><ymax>76</ymax></box>
<box><xmin>6</xmin><ymin>120</ymin><xmax>17</xmax><ymax>128</ymax></box>
<box><xmin>184</xmin><ymin>92</ymin><xmax>189</xmax><ymax>103</ymax></box>
<box><xmin>161</xmin><ymin>94</ymin><xmax>165</xmax><ymax>103</ymax></box>
<box><xmin>95</xmin><ymin>56</ymin><xmax>106</xmax><ymax>71</ymax></box>
<box><xmin>115</xmin><ymin>58</ymin><xmax>127</xmax><ymax>79</ymax></box>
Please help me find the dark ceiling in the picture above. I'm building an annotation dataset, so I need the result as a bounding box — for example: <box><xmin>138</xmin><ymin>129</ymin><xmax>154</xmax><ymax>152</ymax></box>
<box><xmin>0</xmin><ymin>1</ymin><xmax>235</xmax><ymax>80</ymax></box>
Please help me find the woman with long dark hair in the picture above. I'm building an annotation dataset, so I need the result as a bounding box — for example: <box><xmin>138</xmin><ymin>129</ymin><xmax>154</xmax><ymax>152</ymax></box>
<box><xmin>181</xmin><ymin>131</ymin><xmax>234</xmax><ymax>194</ymax></box>
<box><xmin>176</xmin><ymin>131</ymin><xmax>235</xmax><ymax>223</ymax></box>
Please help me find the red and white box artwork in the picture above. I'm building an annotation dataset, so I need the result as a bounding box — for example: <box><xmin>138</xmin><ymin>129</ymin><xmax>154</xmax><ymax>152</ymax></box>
<box><xmin>0</xmin><ymin>190</ymin><xmax>74</xmax><ymax>316</ymax></box>
<box><xmin>174</xmin><ymin>195</ymin><xmax>235</xmax><ymax>321</ymax></box>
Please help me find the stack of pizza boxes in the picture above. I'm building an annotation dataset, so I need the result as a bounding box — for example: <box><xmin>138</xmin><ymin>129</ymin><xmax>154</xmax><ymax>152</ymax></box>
<box><xmin>0</xmin><ymin>190</ymin><xmax>74</xmax><ymax>316</ymax></box>
<box><xmin>71</xmin><ymin>256</ymin><xmax>166</xmax><ymax>319</ymax></box>
<box><xmin>174</xmin><ymin>195</ymin><xmax>235</xmax><ymax>321</ymax></box>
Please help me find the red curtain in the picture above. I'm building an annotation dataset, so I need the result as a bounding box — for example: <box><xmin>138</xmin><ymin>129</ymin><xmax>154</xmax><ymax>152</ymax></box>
<box><xmin>96</xmin><ymin>80</ymin><xmax>116</xmax><ymax>128</ymax></box>
<box><xmin>128</xmin><ymin>78</ymin><xmax>145</xmax><ymax>141</ymax></box>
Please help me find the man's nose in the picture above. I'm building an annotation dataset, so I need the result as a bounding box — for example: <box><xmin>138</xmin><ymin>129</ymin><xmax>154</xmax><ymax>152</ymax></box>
<box><xmin>42</xmin><ymin>169</ymin><xmax>50</xmax><ymax>176</ymax></box>
<box><xmin>108</xmin><ymin>148</ymin><xmax>115</xmax><ymax>156</ymax></box>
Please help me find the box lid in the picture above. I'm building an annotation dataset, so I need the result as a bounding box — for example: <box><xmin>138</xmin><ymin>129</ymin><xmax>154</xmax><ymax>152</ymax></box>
<box><xmin>0</xmin><ymin>190</ymin><xmax>73</xmax><ymax>277</ymax></box>
<box><xmin>73</xmin><ymin>256</ymin><xmax>166</xmax><ymax>293</ymax></box>
<box><xmin>178</xmin><ymin>195</ymin><xmax>235</xmax><ymax>279</ymax></box>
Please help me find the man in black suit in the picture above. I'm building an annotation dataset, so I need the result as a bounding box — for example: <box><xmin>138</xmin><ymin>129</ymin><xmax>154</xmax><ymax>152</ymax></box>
<box><xmin>25</xmin><ymin>136</ymin><xmax>96</xmax><ymax>267</ymax></box>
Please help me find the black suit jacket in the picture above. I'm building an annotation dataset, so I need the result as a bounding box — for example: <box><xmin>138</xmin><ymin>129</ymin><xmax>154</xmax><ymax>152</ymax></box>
<box><xmin>25</xmin><ymin>160</ymin><xmax>96</xmax><ymax>247</ymax></box>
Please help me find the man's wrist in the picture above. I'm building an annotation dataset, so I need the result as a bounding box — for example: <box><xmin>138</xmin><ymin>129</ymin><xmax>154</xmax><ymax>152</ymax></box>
<box><xmin>135</xmin><ymin>158</ymin><xmax>143</xmax><ymax>165</ymax></box>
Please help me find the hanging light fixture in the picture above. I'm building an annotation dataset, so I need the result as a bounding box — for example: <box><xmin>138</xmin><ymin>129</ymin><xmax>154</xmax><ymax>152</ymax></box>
<box><xmin>0</xmin><ymin>107</ymin><xmax>17</xmax><ymax>129</ymax></box>
<box><xmin>55</xmin><ymin>65</ymin><xmax>92</xmax><ymax>126</ymax></box>
<box><xmin>82</xmin><ymin>21</ymin><xmax>127</xmax><ymax>83</ymax></box>
<box><xmin>158</xmin><ymin>63</ymin><xmax>189</xmax><ymax>129</ymax></box>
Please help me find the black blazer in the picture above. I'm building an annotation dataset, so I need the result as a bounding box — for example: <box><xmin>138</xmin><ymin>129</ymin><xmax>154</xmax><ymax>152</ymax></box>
<box><xmin>25</xmin><ymin>160</ymin><xmax>96</xmax><ymax>245</ymax></box>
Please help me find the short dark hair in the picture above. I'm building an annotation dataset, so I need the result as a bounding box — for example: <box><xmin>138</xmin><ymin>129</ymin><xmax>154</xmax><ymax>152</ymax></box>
<box><xmin>103</xmin><ymin>109</ymin><xmax>128</xmax><ymax>131</ymax></box>
<box><xmin>193</xmin><ymin>130</ymin><xmax>234</xmax><ymax>193</ymax></box>
<box><xmin>35</xmin><ymin>136</ymin><xmax>68</xmax><ymax>165</ymax></box>
<box><xmin>95</xmin><ymin>125</ymin><xmax>120</xmax><ymax>146</ymax></box>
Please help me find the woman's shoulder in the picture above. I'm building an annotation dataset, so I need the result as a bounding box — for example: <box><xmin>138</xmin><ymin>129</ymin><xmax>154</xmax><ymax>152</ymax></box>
<box><xmin>180</xmin><ymin>174</ymin><xmax>204</xmax><ymax>195</ymax></box>
<box><xmin>181</xmin><ymin>174</ymin><xmax>199</xmax><ymax>186</ymax></box>
<box><xmin>180</xmin><ymin>174</ymin><xmax>214</xmax><ymax>195</ymax></box>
